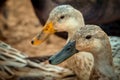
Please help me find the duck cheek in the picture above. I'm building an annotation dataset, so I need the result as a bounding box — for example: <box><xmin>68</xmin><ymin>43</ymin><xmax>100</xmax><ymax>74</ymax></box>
<box><xmin>55</xmin><ymin>23</ymin><xmax>67</xmax><ymax>31</ymax></box>
<box><xmin>54</xmin><ymin>24</ymin><xmax>61</xmax><ymax>31</ymax></box>
<box><xmin>92</xmin><ymin>40</ymin><xmax>102</xmax><ymax>52</ymax></box>
<box><xmin>76</xmin><ymin>43</ymin><xmax>93</xmax><ymax>52</ymax></box>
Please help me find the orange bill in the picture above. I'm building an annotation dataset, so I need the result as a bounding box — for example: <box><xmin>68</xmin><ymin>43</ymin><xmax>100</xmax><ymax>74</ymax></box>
<box><xmin>31</xmin><ymin>22</ymin><xmax>56</xmax><ymax>45</ymax></box>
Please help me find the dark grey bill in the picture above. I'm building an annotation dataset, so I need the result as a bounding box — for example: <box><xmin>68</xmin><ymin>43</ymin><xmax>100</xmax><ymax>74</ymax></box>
<box><xmin>49</xmin><ymin>40</ymin><xmax>79</xmax><ymax>65</ymax></box>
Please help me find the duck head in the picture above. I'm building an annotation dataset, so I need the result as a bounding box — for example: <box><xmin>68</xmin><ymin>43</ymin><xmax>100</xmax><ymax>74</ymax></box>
<box><xmin>31</xmin><ymin>5</ymin><xmax>85</xmax><ymax>45</ymax></box>
<box><xmin>49</xmin><ymin>25</ymin><xmax>118</xmax><ymax>79</ymax></box>
<box><xmin>49</xmin><ymin>25</ymin><xmax>112</xmax><ymax>64</ymax></box>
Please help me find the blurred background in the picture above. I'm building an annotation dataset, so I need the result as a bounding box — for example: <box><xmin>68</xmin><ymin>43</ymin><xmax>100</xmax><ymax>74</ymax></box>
<box><xmin>0</xmin><ymin>0</ymin><xmax>66</xmax><ymax>57</ymax></box>
<box><xmin>0</xmin><ymin>0</ymin><xmax>120</xmax><ymax>57</ymax></box>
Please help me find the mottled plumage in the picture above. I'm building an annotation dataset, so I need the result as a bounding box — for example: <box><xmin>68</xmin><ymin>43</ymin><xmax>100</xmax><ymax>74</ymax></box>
<box><xmin>71</xmin><ymin>25</ymin><xmax>118</xmax><ymax>80</ymax></box>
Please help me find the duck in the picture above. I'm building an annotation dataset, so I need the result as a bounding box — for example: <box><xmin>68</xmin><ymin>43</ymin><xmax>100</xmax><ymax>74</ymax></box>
<box><xmin>49</xmin><ymin>25</ymin><xmax>120</xmax><ymax>80</ymax></box>
<box><xmin>0</xmin><ymin>41</ymin><xmax>74</xmax><ymax>80</ymax></box>
<box><xmin>31</xmin><ymin>0</ymin><xmax>120</xmax><ymax>37</ymax></box>
<box><xmin>31</xmin><ymin>5</ymin><xmax>120</xmax><ymax>57</ymax></box>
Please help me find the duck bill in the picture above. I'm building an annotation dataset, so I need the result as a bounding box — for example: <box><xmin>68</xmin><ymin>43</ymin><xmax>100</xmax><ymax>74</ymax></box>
<box><xmin>49</xmin><ymin>41</ymin><xmax>79</xmax><ymax>65</ymax></box>
<box><xmin>31</xmin><ymin>22</ymin><xmax>56</xmax><ymax>45</ymax></box>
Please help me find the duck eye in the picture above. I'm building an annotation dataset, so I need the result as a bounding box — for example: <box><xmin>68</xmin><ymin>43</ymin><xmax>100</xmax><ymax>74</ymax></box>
<box><xmin>60</xmin><ymin>15</ymin><xmax>65</xmax><ymax>19</ymax></box>
<box><xmin>85</xmin><ymin>35</ymin><xmax>92</xmax><ymax>39</ymax></box>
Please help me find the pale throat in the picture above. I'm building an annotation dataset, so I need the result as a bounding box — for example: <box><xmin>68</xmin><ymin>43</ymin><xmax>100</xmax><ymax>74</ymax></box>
<box><xmin>67</xmin><ymin>21</ymin><xmax>85</xmax><ymax>43</ymax></box>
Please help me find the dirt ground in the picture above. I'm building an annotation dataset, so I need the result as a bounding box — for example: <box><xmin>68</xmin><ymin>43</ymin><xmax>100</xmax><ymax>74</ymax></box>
<box><xmin>0</xmin><ymin>0</ymin><xmax>66</xmax><ymax>57</ymax></box>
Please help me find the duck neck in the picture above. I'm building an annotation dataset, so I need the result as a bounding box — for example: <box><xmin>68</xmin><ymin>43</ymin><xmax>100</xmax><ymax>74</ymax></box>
<box><xmin>67</xmin><ymin>29</ymin><xmax>78</xmax><ymax>43</ymax></box>
<box><xmin>91</xmin><ymin>43</ymin><xmax>117</xmax><ymax>79</ymax></box>
<box><xmin>67</xmin><ymin>12</ymin><xmax>85</xmax><ymax>43</ymax></box>
<box><xmin>67</xmin><ymin>24</ymin><xmax>85</xmax><ymax>43</ymax></box>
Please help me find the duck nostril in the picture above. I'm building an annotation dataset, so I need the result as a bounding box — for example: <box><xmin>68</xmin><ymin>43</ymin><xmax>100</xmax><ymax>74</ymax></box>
<box><xmin>66</xmin><ymin>47</ymin><xmax>71</xmax><ymax>51</ymax></box>
<box><xmin>31</xmin><ymin>40</ymin><xmax>34</xmax><ymax>44</ymax></box>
